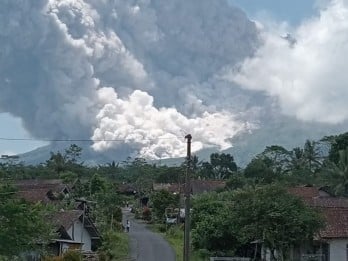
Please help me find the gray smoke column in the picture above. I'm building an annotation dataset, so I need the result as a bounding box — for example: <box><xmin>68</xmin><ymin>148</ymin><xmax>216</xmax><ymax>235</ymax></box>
<box><xmin>0</xmin><ymin>0</ymin><xmax>259</xmax><ymax>159</ymax></box>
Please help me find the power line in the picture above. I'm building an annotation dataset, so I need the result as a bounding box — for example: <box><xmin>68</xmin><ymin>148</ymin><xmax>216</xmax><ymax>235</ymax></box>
<box><xmin>0</xmin><ymin>136</ymin><xmax>181</xmax><ymax>142</ymax></box>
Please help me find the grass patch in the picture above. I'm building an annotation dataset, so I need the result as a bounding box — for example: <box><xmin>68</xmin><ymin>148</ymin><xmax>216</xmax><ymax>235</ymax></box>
<box><xmin>150</xmin><ymin>224</ymin><xmax>208</xmax><ymax>261</ymax></box>
<box><xmin>99</xmin><ymin>231</ymin><xmax>130</xmax><ymax>261</ymax></box>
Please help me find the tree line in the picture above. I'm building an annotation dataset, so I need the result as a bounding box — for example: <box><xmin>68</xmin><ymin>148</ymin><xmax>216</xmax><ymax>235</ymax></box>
<box><xmin>2</xmin><ymin>131</ymin><xmax>348</xmax><ymax>259</ymax></box>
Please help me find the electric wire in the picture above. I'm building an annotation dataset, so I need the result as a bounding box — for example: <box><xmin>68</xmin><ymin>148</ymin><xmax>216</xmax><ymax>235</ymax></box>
<box><xmin>0</xmin><ymin>136</ymin><xmax>183</xmax><ymax>142</ymax></box>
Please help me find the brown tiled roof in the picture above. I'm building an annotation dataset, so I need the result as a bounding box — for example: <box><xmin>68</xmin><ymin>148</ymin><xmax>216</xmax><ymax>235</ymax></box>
<box><xmin>191</xmin><ymin>180</ymin><xmax>226</xmax><ymax>194</ymax></box>
<box><xmin>312</xmin><ymin>197</ymin><xmax>348</xmax><ymax>208</ymax></box>
<box><xmin>16</xmin><ymin>179</ymin><xmax>63</xmax><ymax>187</ymax></box>
<box><xmin>51</xmin><ymin>210</ymin><xmax>84</xmax><ymax>230</ymax></box>
<box><xmin>319</xmin><ymin>207</ymin><xmax>348</xmax><ymax>238</ymax></box>
<box><xmin>50</xmin><ymin>210</ymin><xmax>101</xmax><ymax>241</ymax></box>
<box><xmin>15</xmin><ymin>179</ymin><xmax>69</xmax><ymax>203</ymax></box>
<box><xmin>153</xmin><ymin>183</ymin><xmax>183</xmax><ymax>193</ymax></box>
<box><xmin>17</xmin><ymin>189</ymin><xmax>51</xmax><ymax>203</ymax></box>
<box><xmin>16</xmin><ymin>179</ymin><xmax>68</xmax><ymax>192</ymax></box>
<box><xmin>118</xmin><ymin>183</ymin><xmax>136</xmax><ymax>193</ymax></box>
<box><xmin>288</xmin><ymin>186</ymin><xmax>322</xmax><ymax>199</ymax></box>
<box><xmin>289</xmin><ymin>186</ymin><xmax>348</xmax><ymax>239</ymax></box>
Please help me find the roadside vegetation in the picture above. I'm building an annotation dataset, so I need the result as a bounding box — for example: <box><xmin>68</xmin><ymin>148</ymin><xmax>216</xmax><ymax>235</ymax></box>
<box><xmin>1</xmin><ymin>131</ymin><xmax>348</xmax><ymax>259</ymax></box>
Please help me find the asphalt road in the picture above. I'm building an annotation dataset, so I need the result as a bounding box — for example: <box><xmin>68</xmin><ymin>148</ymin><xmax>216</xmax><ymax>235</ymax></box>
<box><xmin>123</xmin><ymin>208</ymin><xmax>176</xmax><ymax>261</ymax></box>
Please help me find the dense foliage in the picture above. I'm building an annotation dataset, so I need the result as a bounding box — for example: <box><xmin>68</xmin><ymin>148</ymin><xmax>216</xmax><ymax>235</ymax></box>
<box><xmin>151</xmin><ymin>190</ymin><xmax>180</xmax><ymax>221</ymax></box>
<box><xmin>191</xmin><ymin>186</ymin><xmax>324</xmax><ymax>258</ymax></box>
<box><xmin>0</xmin><ymin>185</ymin><xmax>54</xmax><ymax>257</ymax></box>
<box><xmin>2</xmin><ymin>131</ymin><xmax>348</xmax><ymax>259</ymax></box>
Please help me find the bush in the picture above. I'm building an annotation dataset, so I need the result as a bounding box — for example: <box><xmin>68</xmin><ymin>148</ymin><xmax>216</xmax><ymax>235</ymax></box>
<box><xmin>62</xmin><ymin>250</ymin><xmax>82</xmax><ymax>261</ymax></box>
<box><xmin>98</xmin><ymin>231</ymin><xmax>129</xmax><ymax>261</ymax></box>
<box><xmin>142</xmin><ymin>207</ymin><xmax>152</xmax><ymax>221</ymax></box>
<box><xmin>166</xmin><ymin>226</ymin><xmax>181</xmax><ymax>238</ymax></box>
<box><xmin>134</xmin><ymin>208</ymin><xmax>141</xmax><ymax>219</ymax></box>
<box><xmin>43</xmin><ymin>256</ymin><xmax>63</xmax><ymax>261</ymax></box>
<box><xmin>153</xmin><ymin>223</ymin><xmax>166</xmax><ymax>233</ymax></box>
<box><xmin>196</xmin><ymin>249</ymin><xmax>211</xmax><ymax>259</ymax></box>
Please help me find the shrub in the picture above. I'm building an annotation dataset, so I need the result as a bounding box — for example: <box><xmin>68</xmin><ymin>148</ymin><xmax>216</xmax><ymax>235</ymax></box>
<box><xmin>134</xmin><ymin>208</ymin><xmax>141</xmax><ymax>219</ymax></box>
<box><xmin>166</xmin><ymin>226</ymin><xmax>181</xmax><ymax>238</ymax></box>
<box><xmin>98</xmin><ymin>231</ymin><xmax>129</xmax><ymax>260</ymax></box>
<box><xmin>43</xmin><ymin>257</ymin><xmax>63</xmax><ymax>261</ymax></box>
<box><xmin>155</xmin><ymin>223</ymin><xmax>166</xmax><ymax>233</ymax></box>
<box><xmin>62</xmin><ymin>250</ymin><xmax>82</xmax><ymax>261</ymax></box>
<box><xmin>142</xmin><ymin>207</ymin><xmax>152</xmax><ymax>221</ymax></box>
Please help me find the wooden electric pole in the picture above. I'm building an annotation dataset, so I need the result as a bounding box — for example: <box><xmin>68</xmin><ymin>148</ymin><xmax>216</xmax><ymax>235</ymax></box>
<box><xmin>184</xmin><ymin>134</ymin><xmax>192</xmax><ymax>261</ymax></box>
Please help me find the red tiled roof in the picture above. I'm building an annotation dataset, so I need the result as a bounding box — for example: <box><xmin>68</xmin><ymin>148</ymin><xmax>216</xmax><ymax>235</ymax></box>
<box><xmin>191</xmin><ymin>180</ymin><xmax>226</xmax><ymax>194</ymax></box>
<box><xmin>319</xmin><ymin>207</ymin><xmax>348</xmax><ymax>238</ymax></box>
<box><xmin>312</xmin><ymin>197</ymin><xmax>348</xmax><ymax>208</ymax></box>
<box><xmin>51</xmin><ymin>210</ymin><xmax>83</xmax><ymax>230</ymax></box>
<box><xmin>289</xmin><ymin>186</ymin><xmax>348</xmax><ymax>238</ymax></box>
<box><xmin>15</xmin><ymin>179</ymin><xmax>67</xmax><ymax>192</ymax></box>
<box><xmin>288</xmin><ymin>186</ymin><xmax>321</xmax><ymax>199</ymax></box>
<box><xmin>153</xmin><ymin>183</ymin><xmax>183</xmax><ymax>193</ymax></box>
<box><xmin>15</xmin><ymin>179</ymin><xmax>69</xmax><ymax>203</ymax></box>
<box><xmin>17</xmin><ymin>189</ymin><xmax>51</xmax><ymax>203</ymax></box>
<box><xmin>50</xmin><ymin>210</ymin><xmax>101</xmax><ymax>240</ymax></box>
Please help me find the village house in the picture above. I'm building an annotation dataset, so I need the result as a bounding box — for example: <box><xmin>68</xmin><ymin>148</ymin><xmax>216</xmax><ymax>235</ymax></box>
<box><xmin>190</xmin><ymin>180</ymin><xmax>226</xmax><ymax>195</ymax></box>
<box><xmin>287</xmin><ymin>186</ymin><xmax>348</xmax><ymax>261</ymax></box>
<box><xmin>153</xmin><ymin>179</ymin><xmax>226</xmax><ymax>196</ymax></box>
<box><xmin>13</xmin><ymin>179</ymin><xmax>101</xmax><ymax>258</ymax></box>
<box><xmin>153</xmin><ymin>180</ymin><xmax>226</xmax><ymax>223</ymax></box>
<box><xmin>153</xmin><ymin>183</ymin><xmax>182</xmax><ymax>194</ymax></box>
<box><xmin>15</xmin><ymin>179</ymin><xmax>71</xmax><ymax>203</ymax></box>
<box><xmin>49</xmin><ymin>210</ymin><xmax>101</xmax><ymax>255</ymax></box>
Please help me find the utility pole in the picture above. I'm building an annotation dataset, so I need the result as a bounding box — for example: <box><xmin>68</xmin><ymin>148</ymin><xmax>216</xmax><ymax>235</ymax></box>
<box><xmin>184</xmin><ymin>134</ymin><xmax>192</xmax><ymax>261</ymax></box>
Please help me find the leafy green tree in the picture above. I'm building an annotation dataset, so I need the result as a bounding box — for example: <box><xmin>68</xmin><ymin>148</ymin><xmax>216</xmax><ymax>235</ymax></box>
<box><xmin>64</xmin><ymin>144</ymin><xmax>82</xmax><ymax>164</ymax></box>
<box><xmin>199</xmin><ymin>153</ymin><xmax>237</xmax><ymax>180</ymax></box>
<box><xmin>191</xmin><ymin>185</ymin><xmax>323</xmax><ymax>259</ymax></box>
<box><xmin>225</xmin><ymin>174</ymin><xmax>247</xmax><ymax>190</ymax></box>
<box><xmin>46</xmin><ymin>144</ymin><xmax>84</xmax><ymax>176</ymax></box>
<box><xmin>151</xmin><ymin>190</ymin><xmax>179</xmax><ymax>221</ymax></box>
<box><xmin>155</xmin><ymin>166</ymin><xmax>183</xmax><ymax>183</ymax></box>
<box><xmin>244</xmin><ymin>157</ymin><xmax>277</xmax><ymax>184</ymax></box>
<box><xmin>46</xmin><ymin>151</ymin><xmax>66</xmax><ymax>174</ymax></box>
<box><xmin>191</xmin><ymin>193</ymin><xmax>241</xmax><ymax>254</ymax></box>
<box><xmin>321</xmin><ymin>147</ymin><xmax>348</xmax><ymax>196</ymax></box>
<box><xmin>90</xmin><ymin>173</ymin><xmax>107</xmax><ymax>195</ymax></box>
<box><xmin>259</xmin><ymin>145</ymin><xmax>292</xmax><ymax>175</ymax></box>
<box><xmin>289</xmin><ymin>147</ymin><xmax>306</xmax><ymax>171</ymax></box>
<box><xmin>60</xmin><ymin>171</ymin><xmax>78</xmax><ymax>183</ymax></box>
<box><xmin>303</xmin><ymin>140</ymin><xmax>322</xmax><ymax>173</ymax></box>
<box><xmin>230</xmin><ymin>185</ymin><xmax>323</xmax><ymax>260</ymax></box>
<box><xmin>324</xmin><ymin>132</ymin><xmax>348</xmax><ymax>164</ymax></box>
<box><xmin>97</xmin><ymin>161</ymin><xmax>121</xmax><ymax>180</ymax></box>
<box><xmin>0</xmin><ymin>185</ymin><xmax>54</xmax><ymax>257</ymax></box>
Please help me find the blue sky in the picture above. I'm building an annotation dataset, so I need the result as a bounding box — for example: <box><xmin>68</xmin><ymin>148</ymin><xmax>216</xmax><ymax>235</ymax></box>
<box><xmin>0</xmin><ymin>113</ymin><xmax>48</xmax><ymax>155</ymax></box>
<box><xmin>230</xmin><ymin>0</ymin><xmax>317</xmax><ymax>25</ymax></box>
<box><xmin>0</xmin><ymin>0</ymin><xmax>318</xmax><ymax>155</ymax></box>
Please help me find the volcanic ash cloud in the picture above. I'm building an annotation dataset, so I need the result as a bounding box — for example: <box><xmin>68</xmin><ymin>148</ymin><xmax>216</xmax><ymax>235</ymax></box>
<box><xmin>0</xmin><ymin>0</ymin><xmax>259</xmax><ymax>158</ymax></box>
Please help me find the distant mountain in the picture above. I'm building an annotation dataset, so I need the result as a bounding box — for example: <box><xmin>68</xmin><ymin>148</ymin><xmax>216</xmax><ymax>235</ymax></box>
<box><xmin>18</xmin><ymin>115</ymin><xmax>347</xmax><ymax>168</ymax></box>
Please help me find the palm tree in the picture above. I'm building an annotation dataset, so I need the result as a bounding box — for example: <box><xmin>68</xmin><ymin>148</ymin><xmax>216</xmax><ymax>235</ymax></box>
<box><xmin>303</xmin><ymin>140</ymin><xmax>322</xmax><ymax>173</ymax></box>
<box><xmin>322</xmin><ymin>147</ymin><xmax>348</xmax><ymax>196</ymax></box>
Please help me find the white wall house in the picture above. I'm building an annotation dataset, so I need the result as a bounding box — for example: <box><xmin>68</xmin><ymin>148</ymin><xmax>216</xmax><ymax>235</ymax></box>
<box><xmin>288</xmin><ymin>186</ymin><xmax>348</xmax><ymax>261</ymax></box>
<box><xmin>67</xmin><ymin>218</ymin><xmax>92</xmax><ymax>251</ymax></box>
<box><xmin>327</xmin><ymin>239</ymin><xmax>348</xmax><ymax>261</ymax></box>
<box><xmin>52</xmin><ymin>209</ymin><xmax>101</xmax><ymax>254</ymax></box>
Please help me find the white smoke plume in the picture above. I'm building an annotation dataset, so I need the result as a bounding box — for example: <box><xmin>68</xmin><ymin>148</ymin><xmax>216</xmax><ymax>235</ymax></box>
<box><xmin>228</xmin><ymin>0</ymin><xmax>348</xmax><ymax>124</ymax></box>
<box><xmin>0</xmin><ymin>0</ymin><xmax>259</xmax><ymax>159</ymax></box>
<box><xmin>92</xmin><ymin>88</ymin><xmax>249</xmax><ymax>159</ymax></box>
